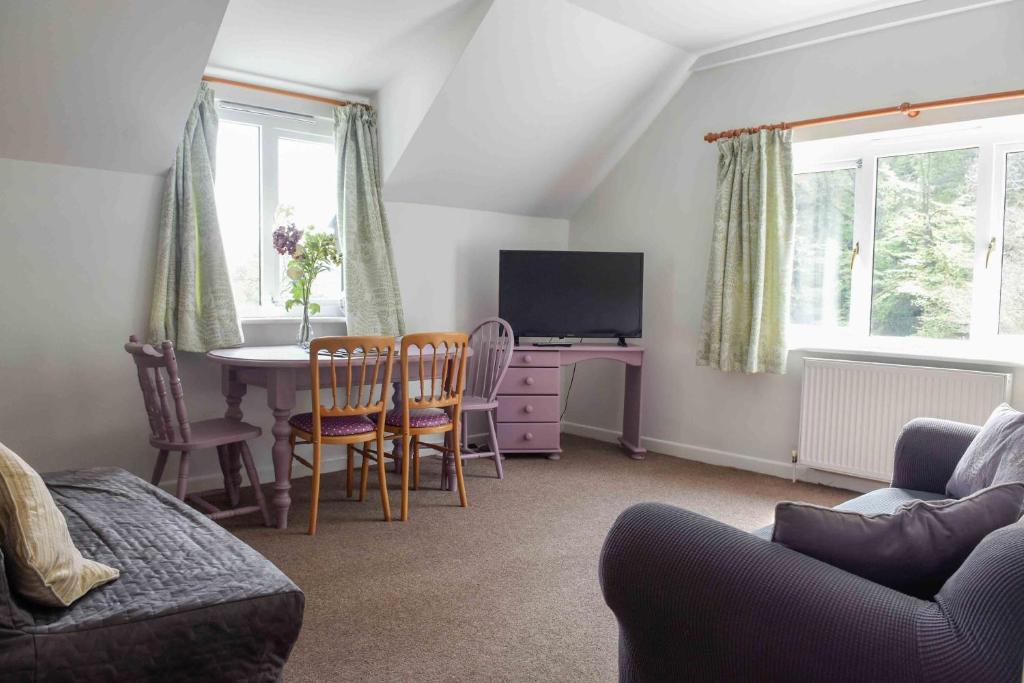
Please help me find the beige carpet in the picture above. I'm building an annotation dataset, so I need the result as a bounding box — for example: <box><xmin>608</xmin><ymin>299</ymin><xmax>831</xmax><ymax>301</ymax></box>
<box><xmin>226</xmin><ymin>434</ymin><xmax>850</xmax><ymax>682</ymax></box>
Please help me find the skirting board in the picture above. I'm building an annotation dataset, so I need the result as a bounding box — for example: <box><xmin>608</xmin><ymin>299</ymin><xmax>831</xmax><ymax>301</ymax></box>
<box><xmin>559</xmin><ymin>421</ymin><xmax>881</xmax><ymax>494</ymax></box>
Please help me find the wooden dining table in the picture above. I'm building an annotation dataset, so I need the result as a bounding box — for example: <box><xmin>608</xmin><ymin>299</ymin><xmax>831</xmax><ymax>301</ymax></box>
<box><xmin>206</xmin><ymin>344</ymin><xmax>467</xmax><ymax>529</ymax></box>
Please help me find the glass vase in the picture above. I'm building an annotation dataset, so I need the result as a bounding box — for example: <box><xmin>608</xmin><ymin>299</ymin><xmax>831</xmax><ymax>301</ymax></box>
<box><xmin>296</xmin><ymin>305</ymin><xmax>314</xmax><ymax>348</ymax></box>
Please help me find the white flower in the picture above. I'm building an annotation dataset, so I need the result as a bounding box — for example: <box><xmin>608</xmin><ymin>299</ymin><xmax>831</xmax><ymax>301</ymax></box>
<box><xmin>287</xmin><ymin>265</ymin><xmax>303</xmax><ymax>281</ymax></box>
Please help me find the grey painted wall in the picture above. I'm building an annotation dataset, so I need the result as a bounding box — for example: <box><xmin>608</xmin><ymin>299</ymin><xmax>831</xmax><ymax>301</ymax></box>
<box><xmin>565</xmin><ymin>2</ymin><xmax>1024</xmax><ymax>488</ymax></box>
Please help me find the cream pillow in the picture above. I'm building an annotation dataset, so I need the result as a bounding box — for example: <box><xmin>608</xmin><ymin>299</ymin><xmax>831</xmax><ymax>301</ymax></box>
<box><xmin>0</xmin><ymin>441</ymin><xmax>119</xmax><ymax>607</ymax></box>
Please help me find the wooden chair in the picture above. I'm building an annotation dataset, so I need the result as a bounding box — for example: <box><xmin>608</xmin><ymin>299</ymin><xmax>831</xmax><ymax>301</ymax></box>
<box><xmin>124</xmin><ymin>335</ymin><xmax>271</xmax><ymax>525</ymax></box>
<box><xmin>288</xmin><ymin>336</ymin><xmax>395</xmax><ymax>533</ymax></box>
<box><xmin>444</xmin><ymin>317</ymin><xmax>514</xmax><ymax>488</ymax></box>
<box><xmin>375</xmin><ymin>332</ymin><xmax>470</xmax><ymax>521</ymax></box>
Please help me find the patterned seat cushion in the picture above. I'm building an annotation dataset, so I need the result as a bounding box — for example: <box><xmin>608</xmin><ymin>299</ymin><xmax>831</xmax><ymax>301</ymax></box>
<box><xmin>380</xmin><ymin>408</ymin><xmax>451</xmax><ymax>428</ymax></box>
<box><xmin>288</xmin><ymin>412</ymin><xmax>375</xmax><ymax>436</ymax></box>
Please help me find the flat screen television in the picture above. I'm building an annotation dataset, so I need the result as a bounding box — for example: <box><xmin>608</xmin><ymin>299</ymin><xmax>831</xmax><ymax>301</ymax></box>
<box><xmin>499</xmin><ymin>250</ymin><xmax>643</xmax><ymax>344</ymax></box>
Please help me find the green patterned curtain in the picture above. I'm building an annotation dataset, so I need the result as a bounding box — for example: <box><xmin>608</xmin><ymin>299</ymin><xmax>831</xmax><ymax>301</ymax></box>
<box><xmin>148</xmin><ymin>83</ymin><xmax>241</xmax><ymax>352</ymax></box>
<box><xmin>697</xmin><ymin>129</ymin><xmax>794</xmax><ymax>374</ymax></box>
<box><xmin>334</xmin><ymin>106</ymin><xmax>405</xmax><ymax>336</ymax></box>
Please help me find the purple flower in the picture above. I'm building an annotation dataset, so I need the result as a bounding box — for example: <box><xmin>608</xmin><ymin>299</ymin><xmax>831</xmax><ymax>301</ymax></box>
<box><xmin>272</xmin><ymin>223</ymin><xmax>303</xmax><ymax>256</ymax></box>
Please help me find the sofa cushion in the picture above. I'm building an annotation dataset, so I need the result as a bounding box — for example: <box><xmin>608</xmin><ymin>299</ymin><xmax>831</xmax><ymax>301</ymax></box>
<box><xmin>750</xmin><ymin>487</ymin><xmax>947</xmax><ymax>539</ymax></box>
<box><xmin>770</xmin><ymin>482</ymin><xmax>1024</xmax><ymax>598</ymax></box>
<box><xmin>946</xmin><ymin>403</ymin><xmax>1024</xmax><ymax>498</ymax></box>
<box><xmin>0</xmin><ymin>441</ymin><xmax>119</xmax><ymax>607</ymax></box>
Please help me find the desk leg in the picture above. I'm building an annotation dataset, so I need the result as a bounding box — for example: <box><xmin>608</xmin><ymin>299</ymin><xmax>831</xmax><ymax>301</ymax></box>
<box><xmin>619</xmin><ymin>363</ymin><xmax>646</xmax><ymax>460</ymax></box>
<box><xmin>268</xmin><ymin>370</ymin><xmax>296</xmax><ymax>529</ymax></box>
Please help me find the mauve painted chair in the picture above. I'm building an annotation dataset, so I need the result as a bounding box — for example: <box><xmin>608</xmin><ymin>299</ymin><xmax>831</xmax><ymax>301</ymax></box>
<box><xmin>124</xmin><ymin>335</ymin><xmax>271</xmax><ymax>525</ymax></box>
<box><xmin>441</xmin><ymin>317</ymin><xmax>514</xmax><ymax>489</ymax></box>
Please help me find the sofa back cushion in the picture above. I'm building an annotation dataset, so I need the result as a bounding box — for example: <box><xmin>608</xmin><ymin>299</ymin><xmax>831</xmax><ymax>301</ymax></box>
<box><xmin>0</xmin><ymin>441</ymin><xmax>119</xmax><ymax>607</ymax></box>
<box><xmin>946</xmin><ymin>403</ymin><xmax>1024</xmax><ymax>498</ymax></box>
<box><xmin>772</xmin><ymin>482</ymin><xmax>1024</xmax><ymax>599</ymax></box>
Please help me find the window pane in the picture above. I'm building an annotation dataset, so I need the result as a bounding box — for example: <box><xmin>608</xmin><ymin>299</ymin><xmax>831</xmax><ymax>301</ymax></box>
<box><xmin>871</xmin><ymin>148</ymin><xmax>978</xmax><ymax>339</ymax></box>
<box><xmin>791</xmin><ymin>168</ymin><xmax>855</xmax><ymax>327</ymax></box>
<box><xmin>215</xmin><ymin>121</ymin><xmax>262</xmax><ymax>311</ymax></box>
<box><xmin>278</xmin><ymin>137</ymin><xmax>340</xmax><ymax>302</ymax></box>
<box><xmin>999</xmin><ymin>151</ymin><xmax>1024</xmax><ymax>334</ymax></box>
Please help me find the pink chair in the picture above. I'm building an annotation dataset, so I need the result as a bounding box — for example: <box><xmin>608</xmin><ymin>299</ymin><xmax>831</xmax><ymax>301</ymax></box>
<box><xmin>442</xmin><ymin>317</ymin><xmax>514</xmax><ymax>488</ymax></box>
<box><xmin>124</xmin><ymin>335</ymin><xmax>271</xmax><ymax>525</ymax></box>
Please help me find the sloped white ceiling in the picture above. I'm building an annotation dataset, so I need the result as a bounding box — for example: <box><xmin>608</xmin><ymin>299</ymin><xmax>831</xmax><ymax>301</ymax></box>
<box><xmin>0</xmin><ymin>0</ymin><xmax>228</xmax><ymax>176</ymax></box>
<box><xmin>208</xmin><ymin>0</ymin><xmax>482</xmax><ymax>95</ymax></box>
<box><xmin>382</xmin><ymin>0</ymin><xmax>689</xmax><ymax>218</ymax></box>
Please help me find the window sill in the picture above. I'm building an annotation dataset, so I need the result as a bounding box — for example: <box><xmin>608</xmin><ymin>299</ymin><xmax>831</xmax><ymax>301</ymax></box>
<box><xmin>240</xmin><ymin>315</ymin><xmax>346</xmax><ymax>326</ymax></box>
<box><xmin>788</xmin><ymin>334</ymin><xmax>1024</xmax><ymax>368</ymax></box>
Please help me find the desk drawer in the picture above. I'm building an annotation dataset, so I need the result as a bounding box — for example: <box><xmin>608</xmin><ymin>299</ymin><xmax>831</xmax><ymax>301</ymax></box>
<box><xmin>497</xmin><ymin>422</ymin><xmax>560</xmax><ymax>451</ymax></box>
<box><xmin>511</xmin><ymin>350</ymin><xmax>559</xmax><ymax>368</ymax></box>
<box><xmin>497</xmin><ymin>395</ymin><xmax>559</xmax><ymax>423</ymax></box>
<box><xmin>498</xmin><ymin>367</ymin><xmax>559</xmax><ymax>395</ymax></box>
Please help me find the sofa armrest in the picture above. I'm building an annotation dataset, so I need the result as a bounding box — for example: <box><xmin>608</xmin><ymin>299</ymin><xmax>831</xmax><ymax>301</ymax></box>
<box><xmin>600</xmin><ymin>503</ymin><xmax>928</xmax><ymax>682</ymax></box>
<box><xmin>890</xmin><ymin>418</ymin><xmax>980</xmax><ymax>494</ymax></box>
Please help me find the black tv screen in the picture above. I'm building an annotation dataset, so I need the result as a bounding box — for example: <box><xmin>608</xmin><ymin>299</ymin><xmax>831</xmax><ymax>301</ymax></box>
<box><xmin>499</xmin><ymin>250</ymin><xmax>643</xmax><ymax>339</ymax></box>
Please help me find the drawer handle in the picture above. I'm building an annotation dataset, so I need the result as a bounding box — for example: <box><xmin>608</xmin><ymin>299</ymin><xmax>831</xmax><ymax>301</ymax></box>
<box><xmin>523</xmin><ymin>354</ymin><xmax>533</xmax><ymax>363</ymax></box>
<box><xmin>524</xmin><ymin>432</ymin><xmax>534</xmax><ymax>441</ymax></box>
<box><xmin>524</xmin><ymin>376</ymin><xmax>535</xmax><ymax>386</ymax></box>
<box><xmin>524</xmin><ymin>404</ymin><xmax>534</xmax><ymax>414</ymax></box>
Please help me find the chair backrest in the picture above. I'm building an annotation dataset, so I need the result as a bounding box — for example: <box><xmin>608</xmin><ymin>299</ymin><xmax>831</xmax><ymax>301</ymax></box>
<box><xmin>124</xmin><ymin>335</ymin><xmax>192</xmax><ymax>443</ymax></box>
<box><xmin>399</xmin><ymin>332</ymin><xmax>470</xmax><ymax>417</ymax></box>
<box><xmin>309</xmin><ymin>336</ymin><xmax>395</xmax><ymax>433</ymax></box>
<box><xmin>464</xmin><ymin>317</ymin><xmax>514</xmax><ymax>402</ymax></box>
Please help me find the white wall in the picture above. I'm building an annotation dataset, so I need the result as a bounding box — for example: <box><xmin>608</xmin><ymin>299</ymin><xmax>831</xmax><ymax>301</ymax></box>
<box><xmin>387</xmin><ymin>201</ymin><xmax>569</xmax><ymax>331</ymax></box>
<box><xmin>0</xmin><ymin>156</ymin><xmax>566</xmax><ymax>490</ymax></box>
<box><xmin>565</xmin><ymin>2</ymin><xmax>1024</xmax><ymax>488</ymax></box>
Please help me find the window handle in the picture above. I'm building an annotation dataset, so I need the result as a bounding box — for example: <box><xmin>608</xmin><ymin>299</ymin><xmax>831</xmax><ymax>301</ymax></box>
<box><xmin>850</xmin><ymin>242</ymin><xmax>860</xmax><ymax>271</ymax></box>
<box><xmin>985</xmin><ymin>237</ymin><xmax>997</xmax><ymax>268</ymax></box>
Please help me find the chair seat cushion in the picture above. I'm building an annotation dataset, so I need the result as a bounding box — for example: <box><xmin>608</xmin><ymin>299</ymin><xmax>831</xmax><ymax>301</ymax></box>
<box><xmin>289</xmin><ymin>412</ymin><xmax>375</xmax><ymax>436</ymax></box>
<box><xmin>381</xmin><ymin>408</ymin><xmax>451</xmax><ymax>428</ymax></box>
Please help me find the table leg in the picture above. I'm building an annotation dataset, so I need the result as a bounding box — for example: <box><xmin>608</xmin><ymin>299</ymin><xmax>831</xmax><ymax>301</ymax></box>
<box><xmin>222</xmin><ymin>367</ymin><xmax>247</xmax><ymax>422</ymax></box>
<box><xmin>619</xmin><ymin>363</ymin><xmax>646</xmax><ymax>460</ymax></box>
<box><xmin>220</xmin><ymin>368</ymin><xmax>246</xmax><ymax>502</ymax></box>
<box><xmin>268</xmin><ymin>370</ymin><xmax>297</xmax><ymax>529</ymax></box>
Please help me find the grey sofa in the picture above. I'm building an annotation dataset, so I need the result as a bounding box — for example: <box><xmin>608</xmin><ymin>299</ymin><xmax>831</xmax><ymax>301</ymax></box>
<box><xmin>0</xmin><ymin>467</ymin><xmax>304</xmax><ymax>682</ymax></box>
<box><xmin>600</xmin><ymin>418</ymin><xmax>1024</xmax><ymax>683</ymax></box>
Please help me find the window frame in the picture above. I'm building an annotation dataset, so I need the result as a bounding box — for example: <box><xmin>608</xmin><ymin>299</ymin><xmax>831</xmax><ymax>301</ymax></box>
<box><xmin>790</xmin><ymin>117</ymin><xmax>1024</xmax><ymax>360</ymax></box>
<box><xmin>215</xmin><ymin>104</ymin><xmax>343</xmax><ymax>319</ymax></box>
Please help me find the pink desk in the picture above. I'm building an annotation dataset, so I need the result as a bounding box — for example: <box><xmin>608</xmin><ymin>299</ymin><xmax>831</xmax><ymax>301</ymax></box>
<box><xmin>496</xmin><ymin>344</ymin><xmax>645</xmax><ymax>460</ymax></box>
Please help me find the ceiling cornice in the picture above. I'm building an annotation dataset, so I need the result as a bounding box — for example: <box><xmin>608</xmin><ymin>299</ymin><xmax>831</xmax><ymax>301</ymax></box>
<box><xmin>692</xmin><ymin>0</ymin><xmax>1013</xmax><ymax>71</ymax></box>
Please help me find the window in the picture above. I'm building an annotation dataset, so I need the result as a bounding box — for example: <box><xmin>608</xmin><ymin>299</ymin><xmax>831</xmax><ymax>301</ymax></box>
<box><xmin>214</xmin><ymin>105</ymin><xmax>341</xmax><ymax>317</ymax></box>
<box><xmin>791</xmin><ymin>116</ymin><xmax>1024</xmax><ymax>357</ymax></box>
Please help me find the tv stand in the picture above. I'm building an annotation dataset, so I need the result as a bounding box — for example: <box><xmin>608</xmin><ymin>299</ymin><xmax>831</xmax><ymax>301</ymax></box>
<box><xmin>494</xmin><ymin>343</ymin><xmax>645</xmax><ymax>460</ymax></box>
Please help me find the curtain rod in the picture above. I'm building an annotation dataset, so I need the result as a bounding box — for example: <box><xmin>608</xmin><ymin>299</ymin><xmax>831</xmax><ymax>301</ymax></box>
<box><xmin>201</xmin><ymin>75</ymin><xmax>371</xmax><ymax>109</ymax></box>
<box><xmin>703</xmin><ymin>88</ymin><xmax>1024</xmax><ymax>143</ymax></box>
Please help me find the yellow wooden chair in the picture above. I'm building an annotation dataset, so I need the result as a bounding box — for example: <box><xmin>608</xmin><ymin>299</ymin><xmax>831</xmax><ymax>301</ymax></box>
<box><xmin>288</xmin><ymin>335</ymin><xmax>395</xmax><ymax>533</ymax></box>
<box><xmin>362</xmin><ymin>332</ymin><xmax>470</xmax><ymax>521</ymax></box>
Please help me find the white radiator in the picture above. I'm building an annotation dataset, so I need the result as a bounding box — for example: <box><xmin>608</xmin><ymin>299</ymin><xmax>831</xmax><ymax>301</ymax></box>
<box><xmin>798</xmin><ymin>358</ymin><xmax>1011</xmax><ymax>481</ymax></box>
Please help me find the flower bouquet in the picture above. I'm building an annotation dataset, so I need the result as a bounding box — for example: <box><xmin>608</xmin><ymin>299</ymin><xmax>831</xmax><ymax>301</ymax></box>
<box><xmin>272</xmin><ymin>220</ymin><xmax>343</xmax><ymax>347</ymax></box>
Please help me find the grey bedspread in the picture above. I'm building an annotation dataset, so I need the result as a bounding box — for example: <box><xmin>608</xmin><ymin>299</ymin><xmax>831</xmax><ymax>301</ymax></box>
<box><xmin>0</xmin><ymin>467</ymin><xmax>303</xmax><ymax>682</ymax></box>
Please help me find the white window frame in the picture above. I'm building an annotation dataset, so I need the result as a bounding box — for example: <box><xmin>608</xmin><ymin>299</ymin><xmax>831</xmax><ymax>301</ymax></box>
<box><xmin>216</xmin><ymin>104</ymin><xmax>343</xmax><ymax>319</ymax></box>
<box><xmin>790</xmin><ymin>116</ymin><xmax>1024</xmax><ymax>362</ymax></box>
